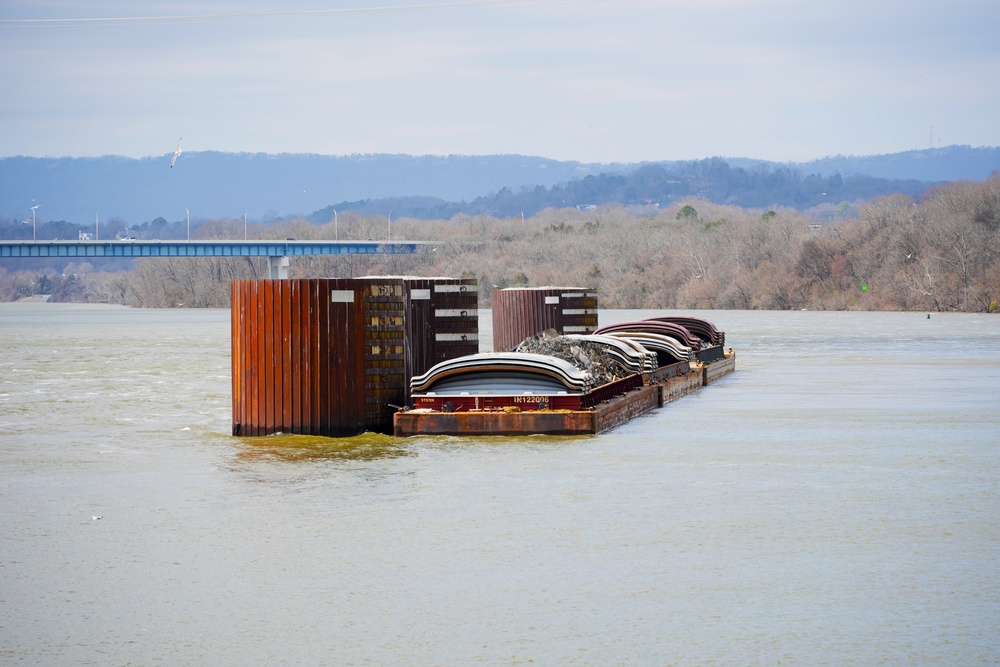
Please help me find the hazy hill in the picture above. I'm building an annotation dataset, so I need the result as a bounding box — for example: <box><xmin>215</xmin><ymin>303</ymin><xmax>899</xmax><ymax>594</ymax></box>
<box><xmin>796</xmin><ymin>145</ymin><xmax>1000</xmax><ymax>181</ymax></box>
<box><xmin>1</xmin><ymin>153</ymin><xmax>613</xmax><ymax>225</ymax></box>
<box><xmin>1</xmin><ymin>146</ymin><xmax>997</xmax><ymax>227</ymax></box>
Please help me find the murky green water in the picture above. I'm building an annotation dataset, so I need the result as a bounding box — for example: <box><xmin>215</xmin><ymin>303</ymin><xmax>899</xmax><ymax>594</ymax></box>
<box><xmin>2</xmin><ymin>303</ymin><xmax>998</xmax><ymax>665</ymax></box>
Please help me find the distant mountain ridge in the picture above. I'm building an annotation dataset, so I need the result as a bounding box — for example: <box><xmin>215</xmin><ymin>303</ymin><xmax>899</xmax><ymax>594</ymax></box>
<box><xmin>1</xmin><ymin>146</ymin><xmax>997</xmax><ymax>226</ymax></box>
<box><xmin>733</xmin><ymin>145</ymin><xmax>1000</xmax><ymax>182</ymax></box>
<box><xmin>1</xmin><ymin>152</ymin><xmax>613</xmax><ymax>225</ymax></box>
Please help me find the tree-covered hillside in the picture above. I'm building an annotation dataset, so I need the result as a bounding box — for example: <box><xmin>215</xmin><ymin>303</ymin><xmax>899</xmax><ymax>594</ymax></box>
<box><xmin>5</xmin><ymin>176</ymin><xmax>998</xmax><ymax>313</ymax></box>
<box><xmin>459</xmin><ymin>159</ymin><xmax>929</xmax><ymax>218</ymax></box>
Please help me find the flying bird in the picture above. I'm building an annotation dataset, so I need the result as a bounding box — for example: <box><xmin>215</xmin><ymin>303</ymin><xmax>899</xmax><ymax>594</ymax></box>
<box><xmin>171</xmin><ymin>138</ymin><xmax>183</xmax><ymax>168</ymax></box>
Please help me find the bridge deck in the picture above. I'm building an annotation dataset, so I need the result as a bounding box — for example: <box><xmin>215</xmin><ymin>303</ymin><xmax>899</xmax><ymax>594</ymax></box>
<box><xmin>0</xmin><ymin>240</ymin><xmax>425</xmax><ymax>259</ymax></box>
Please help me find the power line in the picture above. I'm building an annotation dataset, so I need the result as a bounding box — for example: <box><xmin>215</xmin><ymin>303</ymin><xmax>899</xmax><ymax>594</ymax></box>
<box><xmin>1</xmin><ymin>0</ymin><xmax>606</xmax><ymax>28</ymax></box>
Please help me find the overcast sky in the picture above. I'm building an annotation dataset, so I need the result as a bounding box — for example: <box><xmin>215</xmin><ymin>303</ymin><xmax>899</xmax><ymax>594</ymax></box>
<box><xmin>2</xmin><ymin>0</ymin><xmax>998</xmax><ymax>164</ymax></box>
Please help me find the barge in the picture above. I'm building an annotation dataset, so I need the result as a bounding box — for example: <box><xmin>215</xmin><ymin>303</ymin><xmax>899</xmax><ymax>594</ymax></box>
<box><xmin>393</xmin><ymin>318</ymin><xmax>736</xmax><ymax>437</ymax></box>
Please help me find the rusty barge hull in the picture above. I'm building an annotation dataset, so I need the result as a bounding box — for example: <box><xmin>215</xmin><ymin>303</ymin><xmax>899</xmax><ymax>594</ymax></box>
<box><xmin>394</xmin><ymin>350</ymin><xmax>735</xmax><ymax>437</ymax></box>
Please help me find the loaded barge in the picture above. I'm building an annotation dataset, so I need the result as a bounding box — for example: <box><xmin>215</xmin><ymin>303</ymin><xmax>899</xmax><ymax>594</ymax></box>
<box><xmin>393</xmin><ymin>349</ymin><xmax>735</xmax><ymax>436</ymax></box>
<box><xmin>393</xmin><ymin>299</ymin><xmax>736</xmax><ymax>436</ymax></box>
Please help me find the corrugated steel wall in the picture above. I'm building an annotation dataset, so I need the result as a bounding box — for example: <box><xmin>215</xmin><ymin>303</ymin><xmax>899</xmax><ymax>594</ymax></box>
<box><xmin>232</xmin><ymin>277</ymin><xmax>478</xmax><ymax>437</ymax></box>
<box><xmin>491</xmin><ymin>287</ymin><xmax>598</xmax><ymax>352</ymax></box>
<box><xmin>232</xmin><ymin>279</ymin><xmax>366</xmax><ymax>437</ymax></box>
<box><xmin>404</xmin><ymin>279</ymin><xmax>479</xmax><ymax>402</ymax></box>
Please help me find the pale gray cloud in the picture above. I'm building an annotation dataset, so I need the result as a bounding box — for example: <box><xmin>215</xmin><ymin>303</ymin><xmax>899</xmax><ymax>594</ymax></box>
<box><xmin>1</xmin><ymin>0</ymin><xmax>997</xmax><ymax>162</ymax></box>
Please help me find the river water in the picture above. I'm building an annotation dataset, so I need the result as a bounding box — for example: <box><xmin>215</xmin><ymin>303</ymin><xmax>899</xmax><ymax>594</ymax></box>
<box><xmin>1</xmin><ymin>303</ymin><xmax>997</xmax><ymax>666</ymax></box>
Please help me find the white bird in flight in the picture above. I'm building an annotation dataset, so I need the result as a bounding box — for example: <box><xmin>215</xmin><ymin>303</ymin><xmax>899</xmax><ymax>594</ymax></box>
<box><xmin>171</xmin><ymin>138</ymin><xmax>182</xmax><ymax>168</ymax></box>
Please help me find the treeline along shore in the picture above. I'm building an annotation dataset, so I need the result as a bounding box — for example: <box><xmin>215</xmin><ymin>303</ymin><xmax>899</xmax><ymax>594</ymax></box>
<box><xmin>2</xmin><ymin>176</ymin><xmax>998</xmax><ymax>312</ymax></box>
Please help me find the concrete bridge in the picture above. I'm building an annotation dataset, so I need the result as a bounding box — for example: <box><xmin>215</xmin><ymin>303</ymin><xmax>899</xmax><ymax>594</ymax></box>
<box><xmin>0</xmin><ymin>239</ymin><xmax>427</xmax><ymax>278</ymax></box>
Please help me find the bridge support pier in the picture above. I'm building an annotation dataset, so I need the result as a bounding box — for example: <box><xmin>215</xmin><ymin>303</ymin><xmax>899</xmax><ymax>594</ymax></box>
<box><xmin>268</xmin><ymin>255</ymin><xmax>289</xmax><ymax>279</ymax></box>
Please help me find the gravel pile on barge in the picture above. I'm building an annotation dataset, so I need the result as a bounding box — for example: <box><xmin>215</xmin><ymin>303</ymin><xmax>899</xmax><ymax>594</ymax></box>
<box><xmin>514</xmin><ymin>329</ymin><xmax>649</xmax><ymax>385</ymax></box>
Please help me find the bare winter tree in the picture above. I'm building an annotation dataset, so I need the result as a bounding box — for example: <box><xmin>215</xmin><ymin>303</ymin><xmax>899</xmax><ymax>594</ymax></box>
<box><xmin>13</xmin><ymin>181</ymin><xmax>997</xmax><ymax>312</ymax></box>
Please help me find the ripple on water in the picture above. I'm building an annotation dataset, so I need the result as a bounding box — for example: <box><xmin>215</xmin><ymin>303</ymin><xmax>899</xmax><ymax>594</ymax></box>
<box><xmin>1</xmin><ymin>305</ymin><xmax>997</xmax><ymax>666</ymax></box>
